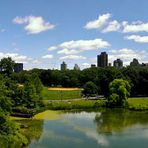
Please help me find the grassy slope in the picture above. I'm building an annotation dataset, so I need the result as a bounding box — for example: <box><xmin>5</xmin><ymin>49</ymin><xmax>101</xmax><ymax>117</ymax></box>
<box><xmin>42</xmin><ymin>87</ymin><xmax>82</xmax><ymax>100</ymax></box>
<box><xmin>128</xmin><ymin>98</ymin><xmax>148</xmax><ymax>110</ymax></box>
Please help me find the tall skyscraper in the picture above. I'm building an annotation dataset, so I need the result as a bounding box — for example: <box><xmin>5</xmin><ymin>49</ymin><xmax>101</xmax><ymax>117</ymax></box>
<box><xmin>113</xmin><ymin>59</ymin><xmax>123</xmax><ymax>69</ymax></box>
<box><xmin>97</xmin><ymin>52</ymin><xmax>108</xmax><ymax>67</ymax></box>
<box><xmin>74</xmin><ymin>64</ymin><xmax>80</xmax><ymax>70</ymax></box>
<box><xmin>61</xmin><ymin>61</ymin><xmax>67</xmax><ymax>71</ymax></box>
<box><xmin>130</xmin><ymin>58</ymin><xmax>139</xmax><ymax>67</ymax></box>
<box><xmin>14</xmin><ymin>63</ymin><xmax>23</xmax><ymax>73</ymax></box>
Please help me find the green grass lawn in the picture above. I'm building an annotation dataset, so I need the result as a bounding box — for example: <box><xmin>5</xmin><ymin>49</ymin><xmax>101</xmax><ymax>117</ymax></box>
<box><xmin>47</xmin><ymin>100</ymin><xmax>106</xmax><ymax>110</ymax></box>
<box><xmin>42</xmin><ymin>88</ymin><xmax>148</xmax><ymax>111</ymax></box>
<box><xmin>128</xmin><ymin>98</ymin><xmax>148</xmax><ymax>110</ymax></box>
<box><xmin>42</xmin><ymin>87</ymin><xmax>82</xmax><ymax>100</ymax></box>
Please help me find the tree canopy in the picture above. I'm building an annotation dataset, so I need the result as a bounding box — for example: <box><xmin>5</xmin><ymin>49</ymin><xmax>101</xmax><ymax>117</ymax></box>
<box><xmin>0</xmin><ymin>57</ymin><xmax>15</xmax><ymax>76</ymax></box>
<box><xmin>107</xmin><ymin>79</ymin><xmax>131</xmax><ymax>107</ymax></box>
<box><xmin>82</xmin><ymin>81</ymin><xmax>98</xmax><ymax>97</ymax></box>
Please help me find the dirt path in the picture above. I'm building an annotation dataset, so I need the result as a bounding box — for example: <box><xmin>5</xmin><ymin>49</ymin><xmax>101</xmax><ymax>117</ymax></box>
<box><xmin>48</xmin><ymin>88</ymin><xmax>82</xmax><ymax>91</ymax></box>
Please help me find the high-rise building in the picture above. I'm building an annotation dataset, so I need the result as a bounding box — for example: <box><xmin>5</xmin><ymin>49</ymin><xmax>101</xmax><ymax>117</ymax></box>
<box><xmin>14</xmin><ymin>63</ymin><xmax>23</xmax><ymax>73</ymax></box>
<box><xmin>74</xmin><ymin>64</ymin><xmax>80</xmax><ymax>70</ymax></box>
<box><xmin>113</xmin><ymin>59</ymin><xmax>123</xmax><ymax>69</ymax></box>
<box><xmin>108</xmin><ymin>63</ymin><xmax>112</xmax><ymax>67</ymax></box>
<box><xmin>91</xmin><ymin>64</ymin><xmax>96</xmax><ymax>68</ymax></box>
<box><xmin>61</xmin><ymin>61</ymin><xmax>67</xmax><ymax>71</ymax></box>
<box><xmin>130</xmin><ymin>58</ymin><xmax>139</xmax><ymax>67</ymax></box>
<box><xmin>97</xmin><ymin>52</ymin><xmax>108</xmax><ymax>67</ymax></box>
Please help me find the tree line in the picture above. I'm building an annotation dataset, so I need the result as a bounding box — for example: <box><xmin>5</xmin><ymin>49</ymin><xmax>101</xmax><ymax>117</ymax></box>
<box><xmin>12</xmin><ymin>65</ymin><xmax>148</xmax><ymax>97</ymax></box>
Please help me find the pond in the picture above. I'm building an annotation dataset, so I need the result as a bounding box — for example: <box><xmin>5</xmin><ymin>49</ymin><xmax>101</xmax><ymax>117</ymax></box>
<box><xmin>23</xmin><ymin>109</ymin><xmax>148</xmax><ymax>148</ymax></box>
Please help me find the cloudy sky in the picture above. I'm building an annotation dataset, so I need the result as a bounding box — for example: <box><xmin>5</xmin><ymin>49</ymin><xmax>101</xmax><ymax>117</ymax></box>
<box><xmin>0</xmin><ymin>0</ymin><xmax>148</xmax><ymax>69</ymax></box>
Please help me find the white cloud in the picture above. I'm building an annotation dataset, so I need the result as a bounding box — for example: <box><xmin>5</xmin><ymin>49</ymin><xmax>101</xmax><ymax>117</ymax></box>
<box><xmin>13</xmin><ymin>16</ymin><xmax>55</xmax><ymax>34</ymax></box>
<box><xmin>48</xmin><ymin>46</ymin><xmax>57</xmax><ymax>51</ymax></box>
<box><xmin>123</xmin><ymin>21</ymin><xmax>148</xmax><ymax>33</ymax></box>
<box><xmin>49</xmin><ymin>39</ymin><xmax>110</xmax><ymax>55</ymax></box>
<box><xmin>125</xmin><ymin>35</ymin><xmax>148</xmax><ymax>43</ymax></box>
<box><xmin>82</xmin><ymin>63</ymin><xmax>90</xmax><ymax>68</ymax></box>
<box><xmin>84</xmin><ymin>13</ymin><xmax>148</xmax><ymax>34</ymax></box>
<box><xmin>84</xmin><ymin>13</ymin><xmax>111</xmax><ymax>30</ymax></box>
<box><xmin>32</xmin><ymin>59</ymin><xmax>42</xmax><ymax>64</ymax></box>
<box><xmin>60</xmin><ymin>55</ymin><xmax>86</xmax><ymax>60</ymax></box>
<box><xmin>42</xmin><ymin>54</ymin><xmax>53</xmax><ymax>59</ymax></box>
<box><xmin>59</xmin><ymin>39</ymin><xmax>110</xmax><ymax>50</ymax></box>
<box><xmin>102</xmin><ymin>20</ymin><xmax>121</xmax><ymax>33</ymax></box>
<box><xmin>13</xmin><ymin>16</ymin><xmax>28</xmax><ymax>24</ymax></box>
<box><xmin>0</xmin><ymin>52</ymin><xmax>31</xmax><ymax>63</ymax></box>
<box><xmin>57</xmin><ymin>48</ymin><xmax>79</xmax><ymax>55</ymax></box>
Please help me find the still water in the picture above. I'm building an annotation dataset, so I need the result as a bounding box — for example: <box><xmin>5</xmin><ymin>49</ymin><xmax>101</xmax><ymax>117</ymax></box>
<box><xmin>28</xmin><ymin>109</ymin><xmax>148</xmax><ymax>148</ymax></box>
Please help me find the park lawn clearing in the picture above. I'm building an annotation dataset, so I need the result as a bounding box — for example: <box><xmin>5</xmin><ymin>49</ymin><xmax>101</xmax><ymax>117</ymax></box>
<box><xmin>128</xmin><ymin>98</ymin><xmax>148</xmax><ymax>110</ymax></box>
<box><xmin>42</xmin><ymin>87</ymin><xmax>82</xmax><ymax>100</ymax></box>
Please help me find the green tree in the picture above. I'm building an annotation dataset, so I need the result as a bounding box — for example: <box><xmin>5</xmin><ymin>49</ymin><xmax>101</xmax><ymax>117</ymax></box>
<box><xmin>97</xmin><ymin>67</ymin><xmax>124</xmax><ymax>97</ymax></box>
<box><xmin>0</xmin><ymin>57</ymin><xmax>15</xmax><ymax>76</ymax></box>
<box><xmin>0</xmin><ymin>111</ymin><xmax>28</xmax><ymax>147</ymax></box>
<box><xmin>23</xmin><ymin>79</ymin><xmax>38</xmax><ymax>108</ymax></box>
<box><xmin>82</xmin><ymin>81</ymin><xmax>98</xmax><ymax>97</ymax></box>
<box><xmin>0</xmin><ymin>75</ymin><xmax>28</xmax><ymax>147</ymax></box>
<box><xmin>0</xmin><ymin>76</ymin><xmax>12</xmax><ymax>113</ymax></box>
<box><xmin>32</xmin><ymin>75</ymin><xmax>43</xmax><ymax>99</ymax></box>
<box><xmin>108</xmin><ymin>79</ymin><xmax>131</xmax><ymax>107</ymax></box>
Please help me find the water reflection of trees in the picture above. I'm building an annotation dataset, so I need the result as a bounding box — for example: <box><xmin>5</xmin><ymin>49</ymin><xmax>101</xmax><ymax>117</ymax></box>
<box><xmin>95</xmin><ymin>109</ymin><xmax>148</xmax><ymax>133</ymax></box>
<box><xmin>17</xmin><ymin>119</ymin><xmax>43</xmax><ymax>143</ymax></box>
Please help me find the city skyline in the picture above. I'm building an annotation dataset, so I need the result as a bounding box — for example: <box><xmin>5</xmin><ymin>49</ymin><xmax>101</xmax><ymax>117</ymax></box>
<box><xmin>59</xmin><ymin>51</ymin><xmax>146</xmax><ymax>70</ymax></box>
<box><xmin>0</xmin><ymin>0</ymin><xmax>148</xmax><ymax>70</ymax></box>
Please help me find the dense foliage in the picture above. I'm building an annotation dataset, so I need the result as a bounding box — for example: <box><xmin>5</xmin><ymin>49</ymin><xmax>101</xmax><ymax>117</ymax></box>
<box><xmin>107</xmin><ymin>79</ymin><xmax>131</xmax><ymax>107</ymax></box>
<box><xmin>0</xmin><ymin>58</ymin><xmax>44</xmax><ymax>147</ymax></box>
<box><xmin>11</xmin><ymin>66</ymin><xmax>148</xmax><ymax>97</ymax></box>
<box><xmin>82</xmin><ymin>81</ymin><xmax>99</xmax><ymax>97</ymax></box>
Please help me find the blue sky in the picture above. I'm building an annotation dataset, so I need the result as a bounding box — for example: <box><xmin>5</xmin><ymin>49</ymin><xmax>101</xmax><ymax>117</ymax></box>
<box><xmin>0</xmin><ymin>0</ymin><xmax>148</xmax><ymax>69</ymax></box>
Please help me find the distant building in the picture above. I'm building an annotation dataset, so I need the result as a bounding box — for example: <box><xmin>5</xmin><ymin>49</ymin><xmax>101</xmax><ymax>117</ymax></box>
<box><xmin>113</xmin><ymin>59</ymin><xmax>123</xmax><ymax>69</ymax></box>
<box><xmin>14</xmin><ymin>63</ymin><xmax>23</xmax><ymax>73</ymax></box>
<box><xmin>130</xmin><ymin>58</ymin><xmax>140</xmax><ymax>67</ymax></box>
<box><xmin>141</xmin><ymin>63</ymin><xmax>148</xmax><ymax>67</ymax></box>
<box><xmin>74</xmin><ymin>64</ymin><xmax>80</xmax><ymax>70</ymax></box>
<box><xmin>97</xmin><ymin>52</ymin><xmax>108</xmax><ymax>67</ymax></box>
<box><xmin>108</xmin><ymin>63</ymin><xmax>112</xmax><ymax>67</ymax></box>
<box><xmin>61</xmin><ymin>61</ymin><xmax>67</xmax><ymax>71</ymax></box>
<box><xmin>91</xmin><ymin>64</ymin><xmax>96</xmax><ymax>68</ymax></box>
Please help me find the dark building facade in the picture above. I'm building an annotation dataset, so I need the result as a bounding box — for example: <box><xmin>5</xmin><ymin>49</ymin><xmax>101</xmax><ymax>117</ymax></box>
<box><xmin>61</xmin><ymin>61</ymin><xmax>67</xmax><ymax>71</ymax></box>
<box><xmin>130</xmin><ymin>58</ymin><xmax>139</xmax><ymax>67</ymax></box>
<box><xmin>91</xmin><ymin>64</ymin><xmax>96</xmax><ymax>68</ymax></box>
<box><xmin>74</xmin><ymin>64</ymin><xmax>80</xmax><ymax>70</ymax></box>
<box><xmin>113</xmin><ymin>59</ymin><xmax>123</xmax><ymax>69</ymax></box>
<box><xmin>97</xmin><ymin>52</ymin><xmax>108</xmax><ymax>67</ymax></box>
<box><xmin>14</xmin><ymin>63</ymin><xmax>23</xmax><ymax>73</ymax></box>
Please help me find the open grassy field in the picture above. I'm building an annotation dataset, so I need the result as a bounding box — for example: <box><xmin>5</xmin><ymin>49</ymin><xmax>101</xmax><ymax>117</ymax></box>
<box><xmin>42</xmin><ymin>87</ymin><xmax>82</xmax><ymax>100</ymax></box>
<box><xmin>128</xmin><ymin>98</ymin><xmax>148</xmax><ymax>110</ymax></box>
<box><xmin>42</xmin><ymin>88</ymin><xmax>148</xmax><ymax>110</ymax></box>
